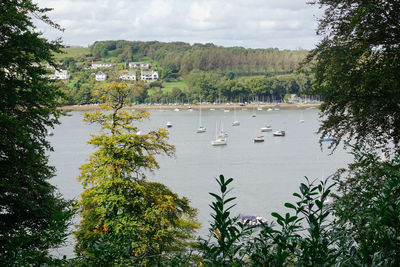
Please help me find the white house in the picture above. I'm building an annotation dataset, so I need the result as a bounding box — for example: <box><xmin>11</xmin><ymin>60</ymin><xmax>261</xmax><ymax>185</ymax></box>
<box><xmin>141</xmin><ymin>70</ymin><xmax>158</xmax><ymax>81</ymax></box>
<box><xmin>95</xmin><ymin>71</ymin><xmax>107</xmax><ymax>81</ymax></box>
<box><xmin>119</xmin><ymin>71</ymin><xmax>136</xmax><ymax>81</ymax></box>
<box><xmin>49</xmin><ymin>70</ymin><xmax>70</xmax><ymax>80</ymax></box>
<box><xmin>46</xmin><ymin>63</ymin><xmax>63</xmax><ymax>70</ymax></box>
<box><xmin>91</xmin><ymin>62</ymin><xmax>113</xmax><ymax>69</ymax></box>
<box><xmin>129</xmin><ymin>62</ymin><xmax>151</xmax><ymax>69</ymax></box>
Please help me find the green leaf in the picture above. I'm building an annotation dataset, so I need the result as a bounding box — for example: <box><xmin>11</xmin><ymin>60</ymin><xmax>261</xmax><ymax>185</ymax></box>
<box><xmin>271</xmin><ymin>212</ymin><xmax>284</xmax><ymax>221</ymax></box>
<box><xmin>284</xmin><ymin>202</ymin><xmax>297</xmax><ymax>210</ymax></box>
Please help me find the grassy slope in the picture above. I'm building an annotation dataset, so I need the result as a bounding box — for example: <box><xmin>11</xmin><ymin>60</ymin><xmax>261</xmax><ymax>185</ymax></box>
<box><xmin>162</xmin><ymin>80</ymin><xmax>189</xmax><ymax>92</ymax></box>
<box><xmin>54</xmin><ymin>47</ymin><xmax>90</xmax><ymax>60</ymax></box>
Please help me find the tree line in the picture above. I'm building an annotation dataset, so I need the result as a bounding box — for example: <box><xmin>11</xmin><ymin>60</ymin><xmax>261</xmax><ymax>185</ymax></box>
<box><xmin>149</xmin><ymin>71</ymin><xmax>312</xmax><ymax>104</ymax></box>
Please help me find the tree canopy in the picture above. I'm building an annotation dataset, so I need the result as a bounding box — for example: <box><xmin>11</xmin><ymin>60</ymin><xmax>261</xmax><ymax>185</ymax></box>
<box><xmin>309</xmin><ymin>0</ymin><xmax>400</xmax><ymax>150</ymax></box>
<box><xmin>74</xmin><ymin>82</ymin><xmax>199</xmax><ymax>265</ymax></box>
<box><xmin>0</xmin><ymin>0</ymin><xmax>72</xmax><ymax>264</ymax></box>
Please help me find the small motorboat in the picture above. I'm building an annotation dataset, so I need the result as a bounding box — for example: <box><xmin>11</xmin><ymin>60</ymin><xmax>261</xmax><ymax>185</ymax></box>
<box><xmin>47</xmin><ymin>130</ymin><xmax>54</xmax><ymax>136</ymax></box>
<box><xmin>166</xmin><ymin>122</ymin><xmax>172</xmax><ymax>128</ymax></box>
<box><xmin>254</xmin><ymin>136</ymin><xmax>264</xmax><ymax>142</ymax></box>
<box><xmin>273</xmin><ymin>130</ymin><xmax>285</xmax><ymax>136</ymax></box>
<box><xmin>173</xmin><ymin>108</ymin><xmax>180</xmax><ymax>112</ymax></box>
<box><xmin>260</xmin><ymin>125</ymin><xmax>272</xmax><ymax>132</ymax></box>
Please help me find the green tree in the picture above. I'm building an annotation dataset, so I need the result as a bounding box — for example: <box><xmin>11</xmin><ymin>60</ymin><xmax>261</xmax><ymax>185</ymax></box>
<box><xmin>74</xmin><ymin>82</ymin><xmax>199</xmax><ymax>265</ymax></box>
<box><xmin>308</xmin><ymin>0</ymin><xmax>400</xmax><ymax>150</ymax></box>
<box><xmin>332</xmin><ymin>147</ymin><xmax>400</xmax><ymax>265</ymax></box>
<box><xmin>0</xmin><ymin>0</ymin><xmax>73</xmax><ymax>265</ymax></box>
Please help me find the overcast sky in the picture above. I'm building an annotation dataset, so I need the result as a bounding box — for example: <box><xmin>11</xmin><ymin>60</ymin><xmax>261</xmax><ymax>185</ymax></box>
<box><xmin>34</xmin><ymin>0</ymin><xmax>324</xmax><ymax>50</ymax></box>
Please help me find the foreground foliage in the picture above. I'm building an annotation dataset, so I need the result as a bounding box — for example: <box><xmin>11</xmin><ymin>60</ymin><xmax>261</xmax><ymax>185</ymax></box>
<box><xmin>333</xmin><ymin>147</ymin><xmax>400</xmax><ymax>266</ymax></box>
<box><xmin>308</xmin><ymin>0</ymin><xmax>400</xmax><ymax>150</ymax></box>
<box><xmin>197</xmin><ymin>175</ymin><xmax>252</xmax><ymax>266</ymax></box>
<box><xmin>74</xmin><ymin>82</ymin><xmax>199</xmax><ymax>266</ymax></box>
<box><xmin>198</xmin><ymin>147</ymin><xmax>399</xmax><ymax>266</ymax></box>
<box><xmin>0</xmin><ymin>0</ymin><xmax>73</xmax><ymax>265</ymax></box>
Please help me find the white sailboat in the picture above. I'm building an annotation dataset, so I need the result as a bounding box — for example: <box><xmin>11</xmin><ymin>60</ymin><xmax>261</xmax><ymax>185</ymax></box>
<box><xmin>254</xmin><ymin>126</ymin><xmax>264</xmax><ymax>142</ymax></box>
<box><xmin>195</xmin><ymin>100</ymin><xmax>206</xmax><ymax>133</ymax></box>
<box><xmin>218</xmin><ymin>121</ymin><xmax>228</xmax><ymax>138</ymax></box>
<box><xmin>212</xmin><ymin>122</ymin><xmax>227</xmax><ymax>146</ymax></box>
<box><xmin>299</xmin><ymin>110</ymin><xmax>304</xmax><ymax>123</ymax></box>
<box><xmin>232</xmin><ymin>105</ymin><xmax>240</xmax><ymax>126</ymax></box>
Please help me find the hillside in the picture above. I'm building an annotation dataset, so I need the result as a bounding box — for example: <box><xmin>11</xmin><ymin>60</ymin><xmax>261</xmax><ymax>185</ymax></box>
<box><xmin>51</xmin><ymin>41</ymin><xmax>313</xmax><ymax>105</ymax></box>
<box><xmin>89</xmin><ymin>40</ymin><xmax>308</xmax><ymax>77</ymax></box>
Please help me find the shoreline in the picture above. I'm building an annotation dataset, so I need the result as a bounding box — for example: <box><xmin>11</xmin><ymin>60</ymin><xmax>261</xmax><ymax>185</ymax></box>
<box><xmin>61</xmin><ymin>103</ymin><xmax>321</xmax><ymax>111</ymax></box>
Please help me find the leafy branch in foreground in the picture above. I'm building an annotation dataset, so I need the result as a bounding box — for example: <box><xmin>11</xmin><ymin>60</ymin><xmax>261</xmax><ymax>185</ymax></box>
<box><xmin>307</xmin><ymin>0</ymin><xmax>400</xmax><ymax>151</ymax></box>
<box><xmin>332</xmin><ymin>146</ymin><xmax>400</xmax><ymax>266</ymax></box>
<box><xmin>197</xmin><ymin>175</ymin><xmax>252</xmax><ymax>267</ymax></box>
<box><xmin>0</xmin><ymin>0</ymin><xmax>72</xmax><ymax>265</ymax></box>
<box><xmin>250</xmin><ymin>177</ymin><xmax>336</xmax><ymax>267</ymax></box>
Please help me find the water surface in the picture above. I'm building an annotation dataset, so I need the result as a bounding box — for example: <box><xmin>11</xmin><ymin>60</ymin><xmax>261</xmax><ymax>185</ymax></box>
<box><xmin>49</xmin><ymin>107</ymin><xmax>351</xmax><ymax>257</ymax></box>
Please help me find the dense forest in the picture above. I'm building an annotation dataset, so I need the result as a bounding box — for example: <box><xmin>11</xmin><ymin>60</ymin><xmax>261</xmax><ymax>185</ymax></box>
<box><xmin>56</xmin><ymin>41</ymin><xmax>312</xmax><ymax>105</ymax></box>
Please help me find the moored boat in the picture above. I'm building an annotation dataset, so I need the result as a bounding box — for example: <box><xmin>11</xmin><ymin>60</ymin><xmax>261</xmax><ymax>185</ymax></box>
<box><xmin>261</xmin><ymin>125</ymin><xmax>272</xmax><ymax>132</ymax></box>
<box><xmin>254</xmin><ymin>136</ymin><xmax>264</xmax><ymax>142</ymax></box>
<box><xmin>241</xmin><ymin>215</ymin><xmax>267</xmax><ymax>226</ymax></box>
<box><xmin>196</xmin><ymin>126</ymin><xmax>206</xmax><ymax>133</ymax></box>
<box><xmin>273</xmin><ymin>130</ymin><xmax>285</xmax><ymax>136</ymax></box>
<box><xmin>212</xmin><ymin>121</ymin><xmax>227</xmax><ymax>146</ymax></box>
<box><xmin>211</xmin><ymin>137</ymin><xmax>227</xmax><ymax>146</ymax></box>
<box><xmin>232</xmin><ymin>105</ymin><xmax>240</xmax><ymax>126</ymax></box>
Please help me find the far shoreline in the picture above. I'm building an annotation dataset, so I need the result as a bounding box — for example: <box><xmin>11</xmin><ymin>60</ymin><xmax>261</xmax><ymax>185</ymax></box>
<box><xmin>61</xmin><ymin>103</ymin><xmax>321</xmax><ymax>111</ymax></box>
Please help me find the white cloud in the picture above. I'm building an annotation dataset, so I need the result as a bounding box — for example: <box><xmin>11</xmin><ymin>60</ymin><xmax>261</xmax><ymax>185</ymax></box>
<box><xmin>33</xmin><ymin>0</ymin><xmax>323</xmax><ymax>49</ymax></box>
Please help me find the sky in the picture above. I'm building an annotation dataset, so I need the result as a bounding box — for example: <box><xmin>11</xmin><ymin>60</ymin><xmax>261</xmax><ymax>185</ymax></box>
<box><xmin>34</xmin><ymin>0</ymin><xmax>324</xmax><ymax>50</ymax></box>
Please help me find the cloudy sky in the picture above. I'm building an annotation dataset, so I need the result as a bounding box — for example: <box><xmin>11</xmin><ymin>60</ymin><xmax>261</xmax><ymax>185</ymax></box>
<box><xmin>34</xmin><ymin>0</ymin><xmax>324</xmax><ymax>49</ymax></box>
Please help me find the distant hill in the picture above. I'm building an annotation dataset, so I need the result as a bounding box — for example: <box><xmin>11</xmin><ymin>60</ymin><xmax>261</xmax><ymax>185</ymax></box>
<box><xmin>53</xmin><ymin>41</ymin><xmax>313</xmax><ymax>106</ymax></box>
<box><xmin>88</xmin><ymin>40</ymin><xmax>308</xmax><ymax>77</ymax></box>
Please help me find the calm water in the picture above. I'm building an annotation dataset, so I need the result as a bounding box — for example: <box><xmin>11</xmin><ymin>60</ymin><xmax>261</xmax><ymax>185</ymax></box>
<box><xmin>49</xmin><ymin>107</ymin><xmax>352</xmax><ymax>257</ymax></box>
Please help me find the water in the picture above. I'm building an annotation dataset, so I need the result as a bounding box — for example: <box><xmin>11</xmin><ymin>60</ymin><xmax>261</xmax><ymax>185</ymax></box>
<box><xmin>48</xmin><ymin>107</ymin><xmax>352</xmax><ymax>257</ymax></box>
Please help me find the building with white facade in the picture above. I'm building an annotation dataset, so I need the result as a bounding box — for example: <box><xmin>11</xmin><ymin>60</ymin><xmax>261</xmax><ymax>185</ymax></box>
<box><xmin>129</xmin><ymin>62</ymin><xmax>151</xmax><ymax>69</ymax></box>
<box><xmin>119</xmin><ymin>71</ymin><xmax>136</xmax><ymax>81</ymax></box>
<box><xmin>95</xmin><ymin>71</ymin><xmax>107</xmax><ymax>81</ymax></box>
<box><xmin>49</xmin><ymin>70</ymin><xmax>70</xmax><ymax>80</ymax></box>
<box><xmin>91</xmin><ymin>62</ymin><xmax>114</xmax><ymax>69</ymax></box>
<box><xmin>141</xmin><ymin>70</ymin><xmax>158</xmax><ymax>81</ymax></box>
<box><xmin>46</xmin><ymin>63</ymin><xmax>64</xmax><ymax>70</ymax></box>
